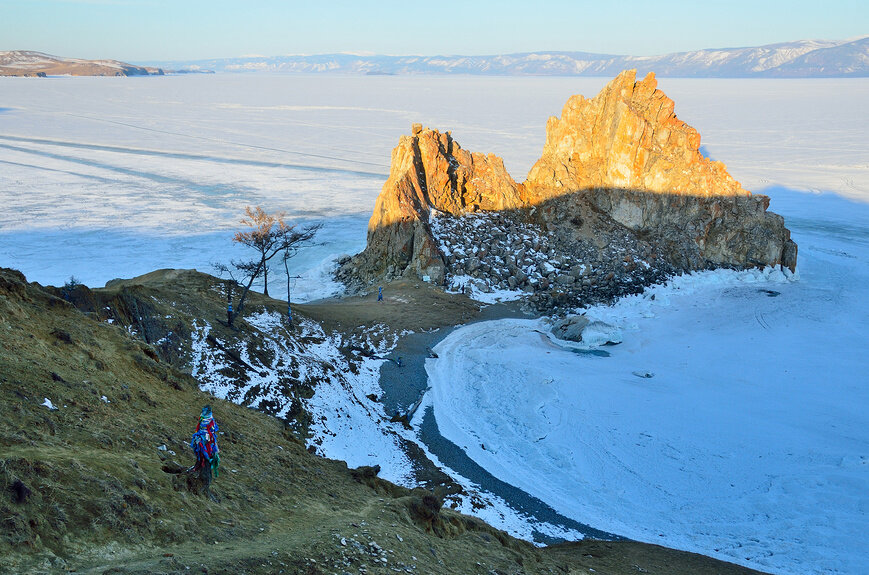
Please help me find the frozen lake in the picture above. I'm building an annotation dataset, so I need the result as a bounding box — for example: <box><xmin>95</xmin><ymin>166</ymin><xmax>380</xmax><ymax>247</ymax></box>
<box><xmin>2</xmin><ymin>74</ymin><xmax>868</xmax><ymax>574</ymax></box>
<box><xmin>1</xmin><ymin>75</ymin><xmax>867</xmax><ymax>297</ymax></box>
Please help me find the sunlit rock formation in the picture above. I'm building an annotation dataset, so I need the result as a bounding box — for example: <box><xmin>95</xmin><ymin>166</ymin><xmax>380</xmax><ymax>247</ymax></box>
<box><xmin>524</xmin><ymin>70</ymin><xmax>797</xmax><ymax>271</ymax></box>
<box><xmin>338</xmin><ymin>71</ymin><xmax>797</xmax><ymax>308</ymax></box>
<box><xmin>346</xmin><ymin>123</ymin><xmax>524</xmax><ymax>286</ymax></box>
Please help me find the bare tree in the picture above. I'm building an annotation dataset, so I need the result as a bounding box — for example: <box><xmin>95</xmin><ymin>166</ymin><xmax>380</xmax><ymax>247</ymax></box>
<box><xmin>233</xmin><ymin>206</ymin><xmax>289</xmax><ymax>297</ymax></box>
<box><xmin>281</xmin><ymin>222</ymin><xmax>322</xmax><ymax>325</ymax></box>
<box><xmin>215</xmin><ymin>206</ymin><xmax>320</xmax><ymax>327</ymax></box>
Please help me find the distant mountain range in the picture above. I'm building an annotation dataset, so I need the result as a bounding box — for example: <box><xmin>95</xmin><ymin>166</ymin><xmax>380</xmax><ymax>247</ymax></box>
<box><xmin>3</xmin><ymin>38</ymin><xmax>867</xmax><ymax>78</ymax></box>
<box><xmin>147</xmin><ymin>37</ymin><xmax>868</xmax><ymax>77</ymax></box>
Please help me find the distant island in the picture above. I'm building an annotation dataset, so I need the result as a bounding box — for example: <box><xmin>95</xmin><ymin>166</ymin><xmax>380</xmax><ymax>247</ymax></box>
<box><xmin>0</xmin><ymin>50</ymin><xmax>207</xmax><ymax>77</ymax></box>
<box><xmin>0</xmin><ymin>50</ymin><xmax>164</xmax><ymax>76</ymax></box>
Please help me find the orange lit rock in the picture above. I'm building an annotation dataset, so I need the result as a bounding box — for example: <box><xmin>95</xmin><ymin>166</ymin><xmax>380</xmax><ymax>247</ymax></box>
<box><xmin>525</xmin><ymin>70</ymin><xmax>746</xmax><ymax>199</ymax></box>
<box><xmin>357</xmin><ymin>128</ymin><xmax>524</xmax><ymax>284</ymax></box>
<box><xmin>342</xmin><ymin>70</ymin><xmax>797</xmax><ymax>292</ymax></box>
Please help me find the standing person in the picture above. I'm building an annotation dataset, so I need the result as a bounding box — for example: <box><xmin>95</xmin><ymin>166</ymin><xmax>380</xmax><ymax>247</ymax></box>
<box><xmin>378</xmin><ymin>286</ymin><xmax>383</xmax><ymax>302</ymax></box>
<box><xmin>226</xmin><ymin>282</ymin><xmax>233</xmax><ymax>326</ymax></box>
<box><xmin>190</xmin><ymin>405</ymin><xmax>220</xmax><ymax>495</ymax></box>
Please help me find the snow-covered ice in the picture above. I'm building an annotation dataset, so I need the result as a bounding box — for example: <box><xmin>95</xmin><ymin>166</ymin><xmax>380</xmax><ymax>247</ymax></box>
<box><xmin>4</xmin><ymin>75</ymin><xmax>865</xmax><ymax>303</ymax></box>
<box><xmin>426</xmin><ymin>198</ymin><xmax>869</xmax><ymax>574</ymax></box>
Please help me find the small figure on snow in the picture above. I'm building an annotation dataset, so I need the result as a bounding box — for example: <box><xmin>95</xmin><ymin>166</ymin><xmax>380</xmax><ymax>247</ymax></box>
<box><xmin>190</xmin><ymin>405</ymin><xmax>220</xmax><ymax>497</ymax></box>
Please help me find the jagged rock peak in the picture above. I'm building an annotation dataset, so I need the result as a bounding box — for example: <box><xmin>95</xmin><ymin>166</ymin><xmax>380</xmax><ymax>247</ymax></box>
<box><xmin>347</xmin><ymin>125</ymin><xmax>523</xmax><ymax>286</ymax></box>
<box><xmin>368</xmin><ymin>124</ymin><xmax>522</xmax><ymax>232</ymax></box>
<box><xmin>525</xmin><ymin>69</ymin><xmax>746</xmax><ymax>199</ymax></box>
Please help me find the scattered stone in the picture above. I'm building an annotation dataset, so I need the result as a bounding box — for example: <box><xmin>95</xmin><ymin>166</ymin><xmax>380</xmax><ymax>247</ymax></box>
<box><xmin>11</xmin><ymin>479</ymin><xmax>31</xmax><ymax>504</ymax></box>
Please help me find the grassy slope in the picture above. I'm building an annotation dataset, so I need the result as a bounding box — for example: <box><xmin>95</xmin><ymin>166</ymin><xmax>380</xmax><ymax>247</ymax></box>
<box><xmin>0</xmin><ymin>268</ymin><xmax>770</xmax><ymax>575</ymax></box>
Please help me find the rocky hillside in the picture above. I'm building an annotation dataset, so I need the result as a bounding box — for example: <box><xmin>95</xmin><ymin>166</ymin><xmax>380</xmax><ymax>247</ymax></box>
<box><xmin>0</xmin><ymin>50</ymin><xmax>163</xmax><ymax>76</ymax></box>
<box><xmin>0</xmin><ymin>267</ymin><xmax>773</xmax><ymax>574</ymax></box>
<box><xmin>338</xmin><ymin>70</ymin><xmax>797</xmax><ymax>312</ymax></box>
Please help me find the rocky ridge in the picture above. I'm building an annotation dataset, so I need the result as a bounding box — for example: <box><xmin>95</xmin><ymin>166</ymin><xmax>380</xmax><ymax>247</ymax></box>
<box><xmin>0</xmin><ymin>50</ymin><xmax>163</xmax><ymax>77</ymax></box>
<box><xmin>338</xmin><ymin>70</ymin><xmax>797</xmax><ymax>311</ymax></box>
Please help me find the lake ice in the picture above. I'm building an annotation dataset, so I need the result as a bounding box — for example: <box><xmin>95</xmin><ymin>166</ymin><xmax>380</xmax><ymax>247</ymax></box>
<box><xmin>1</xmin><ymin>74</ymin><xmax>867</xmax><ymax>575</ymax></box>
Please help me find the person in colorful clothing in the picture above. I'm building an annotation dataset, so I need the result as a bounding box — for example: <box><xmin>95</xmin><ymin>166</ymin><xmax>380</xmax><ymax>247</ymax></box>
<box><xmin>190</xmin><ymin>405</ymin><xmax>220</xmax><ymax>490</ymax></box>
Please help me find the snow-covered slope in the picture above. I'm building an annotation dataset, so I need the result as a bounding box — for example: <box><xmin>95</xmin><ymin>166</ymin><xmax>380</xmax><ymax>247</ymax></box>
<box><xmin>145</xmin><ymin>38</ymin><xmax>868</xmax><ymax>77</ymax></box>
<box><xmin>189</xmin><ymin>310</ymin><xmax>415</xmax><ymax>481</ymax></box>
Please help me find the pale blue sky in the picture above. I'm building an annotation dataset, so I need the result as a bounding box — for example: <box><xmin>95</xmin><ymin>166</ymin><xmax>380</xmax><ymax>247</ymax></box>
<box><xmin>2</xmin><ymin>0</ymin><xmax>867</xmax><ymax>62</ymax></box>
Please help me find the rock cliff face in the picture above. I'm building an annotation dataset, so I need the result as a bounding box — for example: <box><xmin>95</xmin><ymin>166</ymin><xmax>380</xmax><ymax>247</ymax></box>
<box><xmin>338</xmin><ymin>71</ymin><xmax>797</xmax><ymax>308</ymax></box>
<box><xmin>524</xmin><ymin>70</ymin><xmax>797</xmax><ymax>271</ymax></box>
<box><xmin>525</xmin><ymin>70</ymin><xmax>745</xmax><ymax>198</ymax></box>
<box><xmin>346</xmin><ymin>123</ymin><xmax>524</xmax><ymax>286</ymax></box>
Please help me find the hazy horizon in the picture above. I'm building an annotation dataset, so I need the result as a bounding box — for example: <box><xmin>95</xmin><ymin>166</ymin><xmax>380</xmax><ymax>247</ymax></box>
<box><xmin>2</xmin><ymin>0</ymin><xmax>867</xmax><ymax>62</ymax></box>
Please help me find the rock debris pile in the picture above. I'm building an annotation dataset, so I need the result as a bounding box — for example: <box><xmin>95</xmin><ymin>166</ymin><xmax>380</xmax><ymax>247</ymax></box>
<box><xmin>429</xmin><ymin>210</ymin><xmax>674</xmax><ymax>311</ymax></box>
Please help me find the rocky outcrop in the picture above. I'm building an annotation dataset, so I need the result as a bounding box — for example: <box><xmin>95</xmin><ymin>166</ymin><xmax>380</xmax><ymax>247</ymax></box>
<box><xmin>524</xmin><ymin>70</ymin><xmax>797</xmax><ymax>271</ymax></box>
<box><xmin>525</xmin><ymin>70</ymin><xmax>746</xmax><ymax>198</ymax></box>
<box><xmin>341</xmin><ymin>123</ymin><xmax>523</xmax><ymax>286</ymax></box>
<box><xmin>338</xmin><ymin>71</ymin><xmax>797</xmax><ymax>308</ymax></box>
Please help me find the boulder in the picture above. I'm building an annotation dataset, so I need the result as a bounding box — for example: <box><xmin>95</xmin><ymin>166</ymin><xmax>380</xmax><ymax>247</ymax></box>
<box><xmin>581</xmin><ymin>321</ymin><xmax>623</xmax><ymax>346</ymax></box>
<box><xmin>551</xmin><ymin>315</ymin><xmax>590</xmax><ymax>341</ymax></box>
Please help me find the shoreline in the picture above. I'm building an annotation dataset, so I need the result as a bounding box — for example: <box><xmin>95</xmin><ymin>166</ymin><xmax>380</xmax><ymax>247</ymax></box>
<box><xmin>376</xmin><ymin>300</ymin><xmax>622</xmax><ymax>544</ymax></box>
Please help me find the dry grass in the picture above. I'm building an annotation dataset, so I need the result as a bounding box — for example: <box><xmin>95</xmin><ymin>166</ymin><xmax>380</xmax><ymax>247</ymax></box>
<box><xmin>0</xmin><ymin>267</ymin><xmax>771</xmax><ymax>575</ymax></box>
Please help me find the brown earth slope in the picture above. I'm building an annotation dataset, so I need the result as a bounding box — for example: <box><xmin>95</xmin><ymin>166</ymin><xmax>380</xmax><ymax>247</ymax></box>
<box><xmin>0</xmin><ymin>267</ymin><xmax>771</xmax><ymax>574</ymax></box>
